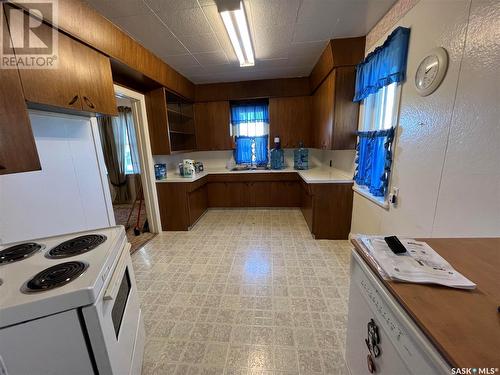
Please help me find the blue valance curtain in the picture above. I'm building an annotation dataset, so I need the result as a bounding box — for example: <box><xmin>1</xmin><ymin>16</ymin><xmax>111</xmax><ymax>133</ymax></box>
<box><xmin>353</xmin><ymin>27</ymin><xmax>410</xmax><ymax>102</ymax></box>
<box><xmin>231</xmin><ymin>103</ymin><xmax>269</xmax><ymax>125</ymax></box>
<box><xmin>354</xmin><ymin>128</ymin><xmax>395</xmax><ymax>197</ymax></box>
<box><xmin>234</xmin><ymin>135</ymin><xmax>268</xmax><ymax>165</ymax></box>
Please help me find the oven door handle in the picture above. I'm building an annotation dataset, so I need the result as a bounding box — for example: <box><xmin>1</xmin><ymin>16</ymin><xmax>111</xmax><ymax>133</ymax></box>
<box><xmin>103</xmin><ymin>243</ymin><xmax>131</xmax><ymax>301</ymax></box>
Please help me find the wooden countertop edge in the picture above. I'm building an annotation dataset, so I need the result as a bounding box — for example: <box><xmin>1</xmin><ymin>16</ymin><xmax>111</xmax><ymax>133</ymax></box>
<box><xmin>351</xmin><ymin>238</ymin><xmax>459</xmax><ymax>368</ymax></box>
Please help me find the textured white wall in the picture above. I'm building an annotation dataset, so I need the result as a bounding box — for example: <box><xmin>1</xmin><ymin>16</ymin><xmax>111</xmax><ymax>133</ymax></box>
<box><xmin>351</xmin><ymin>0</ymin><xmax>500</xmax><ymax>237</ymax></box>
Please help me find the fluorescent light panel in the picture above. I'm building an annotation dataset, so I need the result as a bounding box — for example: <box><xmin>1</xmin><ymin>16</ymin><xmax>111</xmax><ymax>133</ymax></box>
<box><xmin>220</xmin><ymin>1</ymin><xmax>254</xmax><ymax>67</ymax></box>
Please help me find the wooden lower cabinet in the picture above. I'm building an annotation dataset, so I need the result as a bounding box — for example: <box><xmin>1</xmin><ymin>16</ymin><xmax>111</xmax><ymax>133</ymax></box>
<box><xmin>187</xmin><ymin>184</ymin><xmax>208</xmax><ymax>226</ymax></box>
<box><xmin>156</xmin><ymin>173</ymin><xmax>353</xmax><ymax>238</ymax></box>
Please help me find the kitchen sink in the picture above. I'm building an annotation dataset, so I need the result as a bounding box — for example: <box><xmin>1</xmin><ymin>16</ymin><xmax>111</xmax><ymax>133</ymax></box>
<box><xmin>230</xmin><ymin>165</ymin><xmax>270</xmax><ymax>171</ymax></box>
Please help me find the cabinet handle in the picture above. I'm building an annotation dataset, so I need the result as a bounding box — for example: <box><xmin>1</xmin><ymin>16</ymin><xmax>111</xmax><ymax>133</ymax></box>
<box><xmin>68</xmin><ymin>95</ymin><xmax>79</xmax><ymax>105</ymax></box>
<box><xmin>83</xmin><ymin>96</ymin><xmax>95</xmax><ymax>109</ymax></box>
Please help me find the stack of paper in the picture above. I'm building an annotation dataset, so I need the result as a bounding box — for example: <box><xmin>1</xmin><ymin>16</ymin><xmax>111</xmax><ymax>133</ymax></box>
<box><xmin>357</xmin><ymin>236</ymin><xmax>476</xmax><ymax>290</ymax></box>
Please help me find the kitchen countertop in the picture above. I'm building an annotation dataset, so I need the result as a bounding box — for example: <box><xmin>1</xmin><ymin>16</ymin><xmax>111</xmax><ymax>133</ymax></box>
<box><xmin>351</xmin><ymin>237</ymin><xmax>500</xmax><ymax>369</ymax></box>
<box><xmin>156</xmin><ymin>166</ymin><xmax>353</xmax><ymax>184</ymax></box>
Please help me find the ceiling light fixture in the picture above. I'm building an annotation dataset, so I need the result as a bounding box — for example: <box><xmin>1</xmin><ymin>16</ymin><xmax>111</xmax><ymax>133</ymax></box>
<box><xmin>217</xmin><ymin>0</ymin><xmax>254</xmax><ymax>67</ymax></box>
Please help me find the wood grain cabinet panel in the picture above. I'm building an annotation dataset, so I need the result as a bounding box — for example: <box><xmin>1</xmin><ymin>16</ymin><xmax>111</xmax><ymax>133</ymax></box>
<box><xmin>10</xmin><ymin>6</ymin><xmax>117</xmax><ymax>115</ymax></box>
<box><xmin>0</xmin><ymin>8</ymin><xmax>40</xmax><ymax>175</ymax></box>
<box><xmin>312</xmin><ymin>72</ymin><xmax>335</xmax><ymax>150</ymax></box>
<box><xmin>14</xmin><ymin>18</ymin><xmax>83</xmax><ymax>112</ymax></box>
<box><xmin>311</xmin><ymin>68</ymin><xmax>359</xmax><ymax>151</ymax></box>
<box><xmin>188</xmin><ymin>184</ymin><xmax>208</xmax><ymax>226</ymax></box>
<box><xmin>269</xmin><ymin>96</ymin><xmax>312</xmax><ymax>148</ymax></box>
<box><xmin>74</xmin><ymin>41</ymin><xmax>118</xmax><ymax>115</ymax></box>
<box><xmin>194</xmin><ymin>101</ymin><xmax>232</xmax><ymax>151</ymax></box>
<box><xmin>146</xmin><ymin>88</ymin><xmax>171</xmax><ymax>155</ymax></box>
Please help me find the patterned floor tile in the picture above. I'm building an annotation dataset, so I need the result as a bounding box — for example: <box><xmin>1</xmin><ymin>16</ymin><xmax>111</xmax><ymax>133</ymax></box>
<box><xmin>133</xmin><ymin>209</ymin><xmax>352</xmax><ymax>374</ymax></box>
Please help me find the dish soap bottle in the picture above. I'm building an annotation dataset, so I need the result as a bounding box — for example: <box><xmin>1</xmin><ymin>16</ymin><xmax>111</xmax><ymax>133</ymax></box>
<box><xmin>270</xmin><ymin>136</ymin><xmax>284</xmax><ymax>170</ymax></box>
<box><xmin>294</xmin><ymin>141</ymin><xmax>309</xmax><ymax>170</ymax></box>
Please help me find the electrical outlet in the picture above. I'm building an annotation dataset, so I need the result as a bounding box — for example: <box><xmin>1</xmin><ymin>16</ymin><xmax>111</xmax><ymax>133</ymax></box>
<box><xmin>390</xmin><ymin>187</ymin><xmax>399</xmax><ymax>206</ymax></box>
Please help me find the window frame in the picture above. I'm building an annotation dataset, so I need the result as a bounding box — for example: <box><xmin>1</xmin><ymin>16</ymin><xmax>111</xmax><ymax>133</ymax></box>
<box><xmin>230</xmin><ymin>101</ymin><xmax>270</xmax><ymax>166</ymax></box>
<box><xmin>354</xmin><ymin>82</ymin><xmax>402</xmax><ymax>207</ymax></box>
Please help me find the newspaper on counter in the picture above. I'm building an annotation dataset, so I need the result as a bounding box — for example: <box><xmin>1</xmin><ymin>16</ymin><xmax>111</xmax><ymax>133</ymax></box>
<box><xmin>357</xmin><ymin>236</ymin><xmax>476</xmax><ymax>290</ymax></box>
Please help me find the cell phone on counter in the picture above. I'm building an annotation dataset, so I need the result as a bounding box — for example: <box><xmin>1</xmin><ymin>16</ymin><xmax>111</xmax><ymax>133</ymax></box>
<box><xmin>384</xmin><ymin>236</ymin><xmax>408</xmax><ymax>254</ymax></box>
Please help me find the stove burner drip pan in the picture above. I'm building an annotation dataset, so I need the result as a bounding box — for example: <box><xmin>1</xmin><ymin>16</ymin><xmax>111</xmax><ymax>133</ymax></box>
<box><xmin>23</xmin><ymin>261</ymin><xmax>89</xmax><ymax>293</ymax></box>
<box><xmin>0</xmin><ymin>243</ymin><xmax>43</xmax><ymax>265</ymax></box>
<box><xmin>46</xmin><ymin>234</ymin><xmax>106</xmax><ymax>259</ymax></box>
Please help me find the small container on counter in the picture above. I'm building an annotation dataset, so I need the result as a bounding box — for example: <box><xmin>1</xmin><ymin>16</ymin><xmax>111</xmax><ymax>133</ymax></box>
<box><xmin>154</xmin><ymin>163</ymin><xmax>167</xmax><ymax>180</ymax></box>
<box><xmin>194</xmin><ymin>162</ymin><xmax>204</xmax><ymax>173</ymax></box>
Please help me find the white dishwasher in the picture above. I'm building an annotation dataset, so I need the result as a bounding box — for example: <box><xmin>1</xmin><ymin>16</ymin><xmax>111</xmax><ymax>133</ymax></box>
<box><xmin>346</xmin><ymin>251</ymin><xmax>451</xmax><ymax>375</ymax></box>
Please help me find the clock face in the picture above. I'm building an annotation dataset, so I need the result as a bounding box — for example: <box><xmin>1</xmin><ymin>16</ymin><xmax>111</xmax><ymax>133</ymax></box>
<box><xmin>416</xmin><ymin>55</ymin><xmax>439</xmax><ymax>90</ymax></box>
<box><xmin>414</xmin><ymin>47</ymin><xmax>448</xmax><ymax>96</ymax></box>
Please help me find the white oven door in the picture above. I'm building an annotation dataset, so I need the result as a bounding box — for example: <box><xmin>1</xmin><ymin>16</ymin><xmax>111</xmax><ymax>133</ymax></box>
<box><xmin>82</xmin><ymin>243</ymin><xmax>143</xmax><ymax>375</ymax></box>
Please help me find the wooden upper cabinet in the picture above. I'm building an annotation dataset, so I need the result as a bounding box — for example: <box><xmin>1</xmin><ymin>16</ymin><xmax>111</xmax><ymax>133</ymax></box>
<box><xmin>15</xmin><ymin>18</ymin><xmax>82</xmax><ymax>112</ymax></box>
<box><xmin>269</xmin><ymin>96</ymin><xmax>312</xmax><ymax>149</ymax></box>
<box><xmin>73</xmin><ymin>41</ymin><xmax>117</xmax><ymax>115</ymax></box>
<box><xmin>146</xmin><ymin>88</ymin><xmax>170</xmax><ymax>155</ymax></box>
<box><xmin>332</xmin><ymin>66</ymin><xmax>359</xmax><ymax>150</ymax></box>
<box><xmin>312</xmin><ymin>72</ymin><xmax>335</xmax><ymax>150</ymax></box>
<box><xmin>311</xmin><ymin>68</ymin><xmax>359</xmax><ymax>150</ymax></box>
<box><xmin>11</xmin><ymin>5</ymin><xmax>116</xmax><ymax>115</ymax></box>
<box><xmin>194</xmin><ymin>101</ymin><xmax>231</xmax><ymax>151</ymax></box>
<box><xmin>0</xmin><ymin>8</ymin><xmax>40</xmax><ymax>175</ymax></box>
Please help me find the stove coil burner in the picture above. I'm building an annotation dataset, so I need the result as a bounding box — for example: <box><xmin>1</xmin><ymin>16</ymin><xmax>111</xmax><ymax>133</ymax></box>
<box><xmin>23</xmin><ymin>261</ymin><xmax>88</xmax><ymax>293</ymax></box>
<box><xmin>46</xmin><ymin>234</ymin><xmax>107</xmax><ymax>259</ymax></box>
<box><xmin>0</xmin><ymin>243</ymin><xmax>43</xmax><ymax>265</ymax></box>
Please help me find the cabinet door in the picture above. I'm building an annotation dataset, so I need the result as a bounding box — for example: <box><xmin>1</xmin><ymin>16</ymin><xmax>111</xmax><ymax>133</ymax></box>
<box><xmin>332</xmin><ymin>66</ymin><xmax>359</xmax><ymax>150</ymax></box>
<box><xmin>0</xmin><ymin>9</ymin><xmax>40</xmax><ymax>174</ymax></box>
<box><xmin>312</xmin><ymin>72</ymin><xmax>335</xmax><ymax>149</ymax></box>
<box><xmin>269</xmin><ymin>96</ymin><xmax>312</xmax><ymax>148</ymax></box>
<box><xmin>14</xmin><ymin>13</ymin><xmax>82</xmax><ymax>111</ymax></box>
<box><xmin>146</xmin><ymin>88</ymin><xmax>171</xmax><ymax>155</ymax></box>
<box><xmin>188</xmin><ymin>185</ymin><xmax>208</xmax><ymax>225</ymax></box>
<box><xmin>194</xmin><ymin>101</ymin><xmax>231</xmax><ymax>151</ymax></box>
<box><xmin>270</xmin><ymin>181</ymin><xmax>301</xmax><ymax>207</ymax></box>
<box><xmin>74</xmin><ymin>42</ymin><xmax>117</xmax><ymax>116</ymax></box>
<box><xmin>207</xmin><ymin>182</ymin><xmax>249</xmax><ymax>207</ymax></box>
<box><xmin>250</xmin><ymin>182</ymin><xmax>273</xmax><ymax>207</ymax></box>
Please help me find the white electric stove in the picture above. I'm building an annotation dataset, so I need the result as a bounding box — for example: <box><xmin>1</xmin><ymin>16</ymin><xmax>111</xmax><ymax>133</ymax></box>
<box><xmin>0</xmin><ymin>226</ymin><xmax>145</xmax><ymax>375</ymax></box>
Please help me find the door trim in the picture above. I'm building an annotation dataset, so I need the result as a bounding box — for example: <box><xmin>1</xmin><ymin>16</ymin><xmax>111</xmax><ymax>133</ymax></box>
<box><xmin>113</xmin><ymin>84</ymin><xmax>161</xmax><ymax>234</ymax></box>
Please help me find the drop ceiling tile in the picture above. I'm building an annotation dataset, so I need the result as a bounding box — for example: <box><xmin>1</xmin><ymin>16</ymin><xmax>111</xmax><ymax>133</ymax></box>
<box><xmin>163</xmin><ymin>54</ymin><xmax>201</xmax><ymax>70</ymax></box>
<box><xmin>111</xmin><ymin>13</ymin><xmax>188</xmax><ymax>56</ymax></box>
<box><xmin>293</xmin><ymin>20</ymin><xmax>334</xmax><ymax>43</ymax></box>
<box><xmin>249</xmin><ymin>0</ymin><xmax>301</xmax><ymax>27</ymax></box>
<box><xmin>254</xmin><ymin>24</ymin><xmax>293</xmax><ymax>59</ymax></box>
<box><xmin>192</xmin><ymin>50</ymin><xmax>229</xmax><ymax>65</ymax></box>
<box><xmin>288</xmin><ymin>40</ymin><xmax>328</xmax><ymax>57</ymax></box>
<box><xmin>85</xmin><ymin>0</ymin><xmax>149</xmax><ymax>18</ymax></box>
<box><xmin>181</xmin><ymin>33</ymin><xmax>221</xmax><ymax>54</ymax></box>
<box><xmin>144</xmin><ymin>0</ymin><xmax>199</xmax><ymax>14</ymax></box>
<box><xmin>157</xmin><ymin>7</ymin><xmax>213</xmax><ymax>36</ymax></box>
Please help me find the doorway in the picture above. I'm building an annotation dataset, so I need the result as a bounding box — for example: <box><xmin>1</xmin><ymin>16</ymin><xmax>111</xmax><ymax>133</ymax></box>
<box><xmin>94</xmin><ymin>85</ymin><xmax>161</xmax><ymax>253</ymax></box>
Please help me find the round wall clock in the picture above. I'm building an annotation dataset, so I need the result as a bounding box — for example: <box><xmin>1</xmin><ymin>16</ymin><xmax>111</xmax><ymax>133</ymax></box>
<box><xmin>415</xmin><ymin>47</ymin><xmax>449</xmax><ymax>96</ymax></box>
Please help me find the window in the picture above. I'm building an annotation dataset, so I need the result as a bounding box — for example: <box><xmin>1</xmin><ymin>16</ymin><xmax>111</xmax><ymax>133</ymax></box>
<box><xmin>360</xmin><ymin>82</ymin><xmax>401</xmax><ymax>132</ymax></box>
<box><xmin>231</xmin><ymin>102</ymin><xmax>269</xmax><ymax>165</ymax></box>
<box><xmin>353</xmin><ymin>26</ymin><xmax>410</xmax><ymax>201</ymax></box>
<box><xmin>123</xmin><ymin>126</ymin><xmax>135</xmax><ymax>174</ymax></box>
